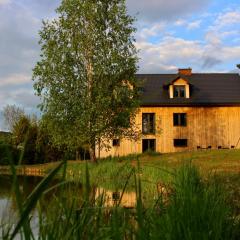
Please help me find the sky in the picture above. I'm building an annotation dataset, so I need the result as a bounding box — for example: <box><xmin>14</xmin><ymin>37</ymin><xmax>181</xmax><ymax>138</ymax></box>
<box><xmin>0</xmin><ymin>0</ymin><xmax>240</xmax><ymax>130</ymax></box>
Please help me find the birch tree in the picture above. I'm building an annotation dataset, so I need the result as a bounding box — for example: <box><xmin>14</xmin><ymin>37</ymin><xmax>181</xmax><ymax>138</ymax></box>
<box><xmin>33</xmin><ymin>0</ymin><xmax>139</xmax><ymax>162</ymax></box>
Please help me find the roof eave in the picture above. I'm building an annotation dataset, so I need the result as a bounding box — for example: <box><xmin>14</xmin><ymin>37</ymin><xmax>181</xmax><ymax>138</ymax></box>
<box><xmin>140</xmin><ymin>103</ymin><xmax>240</xmax><ymax>107</ymax></box>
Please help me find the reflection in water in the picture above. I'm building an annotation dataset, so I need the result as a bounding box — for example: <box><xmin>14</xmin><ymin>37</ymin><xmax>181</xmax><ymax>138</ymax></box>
<box><xmin>95</xmin><ymin>188</ymin><xmax>136</xmax><ymax>208</ymax></box>
<box><xmin>0</xmin><ymin>199</ymin><xmax>14</xmax><ymax>225</ymax></box>
<box><xmin>0</xmin><ymin>175</ymin><xmax>138</xmax><ymax>226</ymax></box>
<box><xmin>0</xmin><ymin>175</ymin><xmax>46</xmax><ymax>227</ymax></box>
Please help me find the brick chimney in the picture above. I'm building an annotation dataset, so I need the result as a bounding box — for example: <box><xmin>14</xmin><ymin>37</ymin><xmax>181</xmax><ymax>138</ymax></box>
<box><xmin>178</xmin><ymin>68</ymin><xmax>192</xmax><ymax>76</ymax></box>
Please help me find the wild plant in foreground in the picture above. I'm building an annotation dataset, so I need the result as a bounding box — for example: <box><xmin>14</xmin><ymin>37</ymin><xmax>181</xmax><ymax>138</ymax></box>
<box><xmin>1</xmin><ymin>159</ymin><xmax>239</xmax><ymax>239</ymax></box>
<box><xmin>150</xmin><ymin>163</ymin><xmax>236</xmax><ymax>240</ymax></box>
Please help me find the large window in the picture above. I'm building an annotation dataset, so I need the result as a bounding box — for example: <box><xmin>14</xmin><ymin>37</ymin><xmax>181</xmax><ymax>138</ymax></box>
<box><xmin>142</xmin><ymin>139</ymin><xmax>156</xmax><ymax>153</ymax></box>
<box><xmin>173</xmin><ymin>113</ymin><xmax>187</xmax><ymax>126</ymax></box>
<box><xmin>173</xmin><ymin>85</ymin><xmax>185</xmax><ymax>98</ymax></box>
<box><xmin>142</xmin><ymin>113</ymin><xmax>155</xmax><ymax>134</ymax></box>
<box><xmin>174</xmin><ymin>139</ymin><xmax>188</xmax><ymax>147</ymax></box>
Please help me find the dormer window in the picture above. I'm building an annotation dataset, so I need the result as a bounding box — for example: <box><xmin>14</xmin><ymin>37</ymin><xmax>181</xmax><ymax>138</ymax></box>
<box><xmin>168</xmin><ymin>80</ymin><xmax>190</xmax><ymax>99</ymax></box>
<box><xmin>165</xmin><ymin>69</ymin><xmax>192</xmax><ymax>99</ymax></box>
<box><xmin>173</xmin><ymin>85</ymin><xmax>186</xmax><ymax>98</ymax></box>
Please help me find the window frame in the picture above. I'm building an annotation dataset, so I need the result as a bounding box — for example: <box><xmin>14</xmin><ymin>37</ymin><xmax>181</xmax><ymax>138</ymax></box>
<box><xmin>173</xmin><ymin>85</ymin><xmax>186</xmax><ymax>98</ymax></box>
<box><xmin>174</xmin><ymin>139</ymin><xmax>188</xmax><ymax>147</ymax></box>
<box><xmin>173</xmin><ymin>113</ymin><xmax>187</xmax><ymax>126</ymax></box>
<box><xmin>142</xmin><ymin>139</ymin><xmax>156</xmax><ymax>153</ymax></box>
<box><xmin>142</xmin><ymin>113</ymin><xmax>155</xmax><ymax>134</ymax></box>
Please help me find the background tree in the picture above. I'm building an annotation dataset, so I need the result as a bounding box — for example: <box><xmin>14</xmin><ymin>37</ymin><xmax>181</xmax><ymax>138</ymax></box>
<box><xmin>33</xmin><ymin>0</ymin><xmax>139</xmax><ymax>162</ymax></box>
<box><xmin>10</xmin><ymin>114</ymin><xmax>70</xmax><ymax>164</ymax></box>
<box><xmin>3</xmin><ymin>104</ymin><xmax>25</xmax><ymax>132</ymax></box>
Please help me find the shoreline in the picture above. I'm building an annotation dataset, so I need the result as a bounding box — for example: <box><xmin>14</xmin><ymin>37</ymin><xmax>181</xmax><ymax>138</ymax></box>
<box><xmin>0</xmin><ymin>166</ymin><xmax>45</xmax><ymax>177</ymax></box>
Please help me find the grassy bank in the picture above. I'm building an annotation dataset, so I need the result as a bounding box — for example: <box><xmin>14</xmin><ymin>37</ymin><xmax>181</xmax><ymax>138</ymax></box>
<box><xmin>3</xmin><ymin>149</ymin><xmax>239</xmax><ymax>216</ymax></box>
<box><xmin>1</xmin><ymin>150</ymin><xmax>240</xmax><ymax>203</ymax></box>
<box><xmin>1</xmin><ymin>160</ymin><xmax>240</xmax><ymax>239</ymax></box>
<box><xmin>1</xmin><ymin>149</ymin><xmax>240</xmax><ymax>174</ymax></box>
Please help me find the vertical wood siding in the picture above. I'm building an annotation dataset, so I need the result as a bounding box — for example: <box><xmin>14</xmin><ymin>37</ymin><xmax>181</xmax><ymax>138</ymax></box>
<box><xmin>99</xmin><ymin>106</ymin><xmax>240</xmax><ymax>157</ymax></box>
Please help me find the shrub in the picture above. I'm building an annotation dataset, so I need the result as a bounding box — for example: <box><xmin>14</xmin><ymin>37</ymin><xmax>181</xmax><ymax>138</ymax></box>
<box><xmin>0</xmin><ymin>142</ymin><xmax>19</xmax><ymax>165</ymax></box>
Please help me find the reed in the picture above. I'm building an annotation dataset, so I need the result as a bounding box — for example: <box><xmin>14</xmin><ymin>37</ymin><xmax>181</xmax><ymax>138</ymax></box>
<box><xmin>1</xmin><ymin>157</ymin><xmax>239</xmax><ymax>239</ymax></box>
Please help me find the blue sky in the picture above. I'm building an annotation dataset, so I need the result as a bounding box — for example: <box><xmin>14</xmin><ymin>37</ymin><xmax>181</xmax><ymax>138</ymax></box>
<box><xmin>0</xmin><ymin>0</ymin><xmax>240</xmax><ymax>130</ymax></box>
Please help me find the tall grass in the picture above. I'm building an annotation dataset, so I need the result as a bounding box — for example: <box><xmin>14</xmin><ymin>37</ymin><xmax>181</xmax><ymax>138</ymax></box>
<box><xmin>1</xmin><ymin>159</ymin><xmax>239</xmax><ymax>239</ymax></box>
<box><xmin>150</xmin><ymin>163</ymin><xmax>236</xmax><ymax>239</ymax></box>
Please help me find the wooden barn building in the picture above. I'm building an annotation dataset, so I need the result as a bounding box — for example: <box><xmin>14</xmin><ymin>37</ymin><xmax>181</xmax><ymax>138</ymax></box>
<box><xmin>99</xmin><ymin>68</ymin><xmax>240</xmax><ymax>157</ymax></box>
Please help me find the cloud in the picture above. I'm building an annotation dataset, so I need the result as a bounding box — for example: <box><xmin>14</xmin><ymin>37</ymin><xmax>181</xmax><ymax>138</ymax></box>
<box><xmin>136</xmin><ymin>37</ymin><xmax>203</xmax><ymax>73</ymax></box>
<box><xmin>0</xmin><ymin>0</ymin><xmax>10</xmax><ymax>5</ymax></box>
<box><xmin>214</xmin><ymin>11</ymin><xmax>240</xmax><ymax>29</ymax></box>
<box><xmin>174</xmin><ymin>19</ymin><xmax>202</xmax><ymax>30</ymax></box>
<box><xmin>0</xmin><ymin>3</ymin><xmax>40</xmax><ymax>79</ymax></box>
<box><xmin>0</xmin><ymin>111</ymin><xmax>6</xmax><ymax>131</ymax></box>
<box><xmin>10</xmin><ymin>89</ymin><xmax>40</xmax><ymax>109</ymax></box>
<box><xmin>0</xmin><ymin>74</ymin><xmax>31</xmax><ymax>87</ymax></box>
<box><xmin>174</xmin><ymin>19</ymin><xmax>186</xmax><ymax>26</ymax></box>
<box><xmin>205</xmin><ymin>31</ymin><xmax>222</xmax><ymax>45</ymax></box>
<box><xmin>17</xmin><ymin>0</ymin><xmax>60</xmax><ymax>18</ymax></box>
<box><xmin>187</xmin><ymin>20</ymin><xmax>202</xmax><ymax>30</ymax></box>
<box><xmin>0</xmin><ymin>87</ymin><xmax>39</xmax><ymax>110</ymax></box>
<box><xmin>202</xmin><ymin>57</ymin><xmax>222</xmax><ymax>69</ymax></box>
<box><xmin>127</xmin><ymin>0</ymin><xmax>211</xmax><ymax>22</ymax></box>
<box><xmin>205</xmin><ymin>9</ymin><xmax>240</xmax><ymax>45</ymax></box>
<box><xmin>136</xmin><ymin>23</ymin><xmax>166</xmax><ymax>40</ymax></box>
<box><xmin>136</xmin><ymin>31</ymin><xmax>240</xmax><ymax>73</ymax></box>
<box><xmin>200</xmin><ymin>8</ymin><xmax>240</xmax><ymax>70</ymax></box>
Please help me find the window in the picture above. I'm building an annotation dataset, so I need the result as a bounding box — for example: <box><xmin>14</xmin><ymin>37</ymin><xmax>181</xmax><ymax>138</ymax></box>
<box><xmin>112</xmin><ymin>192</ymin><xmax>120</xmax><ymax>201</ymax></box>
<box><xmin>142</xmin><ymin>113</ymin><xmax>155</xmax><ymax>134</ymax></box>
<box><xmin>173</xmin><ymin>85</ymin><xmax>185</xmax><ymax>98</ymax></box>
<box><xmin>142</xmin><ymin>139</ymin><xmax>156</xmax><ymax>153</ymax></box>
<box><xmin>173</xmin><ymin>113</ymin><xmax>187</xmax><ymax>126</ymax></box>
<box><xmin>174</xmin><ymin>139</ymin><xmax>188</xmax><ymax>147</ymax></box>
<box><xmin>137</xmin><ymin>87</ymin><xmax>145</xmax><ymax>93</ymax></box>
<box><xmin>112</xmin><ymin>139</ymin><xmax>120</xmax><ymax>147</ymax></box>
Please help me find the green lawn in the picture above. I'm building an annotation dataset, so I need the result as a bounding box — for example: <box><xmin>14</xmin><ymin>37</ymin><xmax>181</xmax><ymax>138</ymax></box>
<box><xmin>49</xmin><ymin>149</ymin><xmax>238</xmax><ymax>196</ymax></box>
<box><xmin>1</xmin><ymin>149</ymin><xmax>240</xmax><ymax>201</ymax></box>
<box><xmin>65</xmin><ymin>149</ymin><xmax>240</xmax><ymax>178</ymax></box>
<box><xmin>59</xmin><ymin>150</ymin><xmax>240</xmax><ymax>214</ymax></box>
<box><xmin>1</xmin><ymin>149</ymin><xmax>240</xmax><ymax>178</ymax></box>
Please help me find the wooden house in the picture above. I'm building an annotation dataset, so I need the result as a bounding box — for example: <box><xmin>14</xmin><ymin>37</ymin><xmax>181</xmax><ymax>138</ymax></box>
<box><xmin>98</xmin><ymin>68</ymin><xmax>240</xmax><ymax>157</ymax></box>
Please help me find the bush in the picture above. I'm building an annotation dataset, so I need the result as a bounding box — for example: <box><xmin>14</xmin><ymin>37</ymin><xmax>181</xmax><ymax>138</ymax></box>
<box><xmin>0</xmin><ymin>142</ymin><xmax>19</xmax><ymax>165</ymax></box>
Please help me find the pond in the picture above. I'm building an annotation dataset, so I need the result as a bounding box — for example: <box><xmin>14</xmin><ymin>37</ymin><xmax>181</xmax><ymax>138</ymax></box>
<box><xmin>0</xmin><ymin>174</ymin><xmax>137</xmax><ymax>228</ymax></box>
<box><xmin>0</xmin><ymin>175</ymin><xmax>49</xmax><ymax>226</ymax></box>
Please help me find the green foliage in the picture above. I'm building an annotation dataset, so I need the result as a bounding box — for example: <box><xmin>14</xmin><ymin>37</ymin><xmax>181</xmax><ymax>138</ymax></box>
<box><xmin>2</xmin><ymin>113</ymin><xmax>73</xmax><ymax>165</ymax></box>
<box><xmin>0</xmin><ymin>132</ymin><xmax>17</xmax><ymax>166</ymax></box>
<box><xmin>151</xmin><ymin>164</ymin><xmax>233</xmax><ymax>239</ymax></box>
<box><xmin>1</xmin><ymin>161</ymin><xmax>239</xmax><ymax>239</ymax></box>
<box><xmin>0</xmin><ymin>131</ymin><xmax>12</xmax><ymax>144</ymax></box>
<box><xmin>33</xmin><ymin>0</ymin><xmax>139</xmax><ymax>161</ymax></box>
<box><xmin>0</xmin><ymin>142</ymin><xmax>19</xmax><ymax>165</ymax></box>
<box><xmin>35</xmin><ymin>122</ymin><xmax>72</xmax><ymax>163</ymax></box>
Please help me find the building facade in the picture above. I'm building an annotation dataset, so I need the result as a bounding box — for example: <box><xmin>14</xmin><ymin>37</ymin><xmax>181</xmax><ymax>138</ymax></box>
<box><xmin>98</xmin><ymin>69</ymin><xmax>240</xmax><ymax>158</ymax></box>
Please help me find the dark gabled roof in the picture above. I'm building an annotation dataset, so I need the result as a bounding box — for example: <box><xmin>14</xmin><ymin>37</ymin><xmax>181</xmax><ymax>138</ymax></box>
<box><xmin>136</xmin><ymin>73</ymin><xmax>240</xmax><ymax>106</ymax></box>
